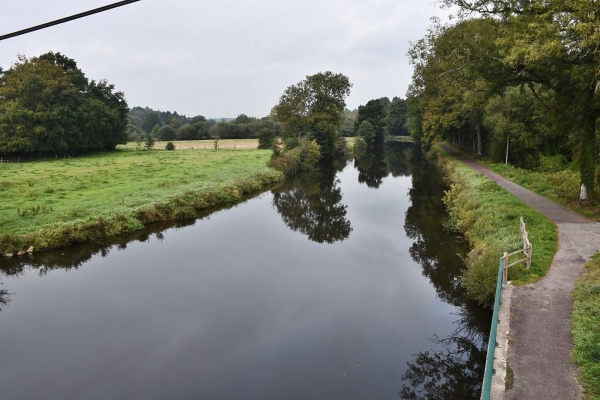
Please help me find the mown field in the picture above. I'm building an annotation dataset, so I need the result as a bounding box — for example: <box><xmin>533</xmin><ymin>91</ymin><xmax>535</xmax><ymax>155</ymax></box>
<box><xmin>0</xmin><ymin>140</ymin><xmax>282</xmax><ymax>253</ymax></box>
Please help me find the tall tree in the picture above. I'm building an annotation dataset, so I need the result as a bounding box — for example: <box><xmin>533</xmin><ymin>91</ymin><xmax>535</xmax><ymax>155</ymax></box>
<box><xmin>444</xmin><ymin>0</ymin><xmax>600</xmax><ymax>198</ymax></box>
<box><xmin>0</xmin><ymin>52</ymin><xmax>128</xmax><ymax>155</ymax></box>
<box><xmin>356</xmin><ymin>98</ymin><xmax>388</xmax><ymax>146</ymax></box>
<box><xmin>274</xmin><ymin>71</ymin><xmax>352</xmax><ymax>160</ymax></box>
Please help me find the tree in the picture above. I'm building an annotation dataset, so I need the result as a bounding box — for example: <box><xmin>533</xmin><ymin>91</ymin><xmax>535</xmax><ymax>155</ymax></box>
<box><xmin>356</xmin><ymin>98</ymin><xmax>388</xmax><ymax>146</ymax></box>
<box><xmin>141</xmin><ymin>112</ymin><xmax>161</xmax><ymax>133</ymax></box>
<box><xmin>157</xmin><ymin>125</ymin><xmax>176</xmax><ymax>141</ymax></box>
<box><xmin>356</xmin><ymin>120</ymin><xmax>376</xmax><ymax>148</ymax></box>
<box><xmin>256</xmin><ymin>128</ymin><xmax>276</xmax><ymax>149</ymax></box>
<box><xmin>444</xmin><ymin>0</ymin><xmax>600</xmax><ymax>198</ymax></box>
<box><xmin>274</xmin><ymin>71</ymin><xmax>352</xmax><ymax>160</ymax></box>
<box><xmin>0</xmin><ymin>52</ymin><xmax>128</xmax><ymax>155</ymax></box>
<box><xmin>387</xmin><ymin>97</ymin><xmax>408</xmax><ymax>136</ymax></box>
<box><xmin>176</xmin><ymin>124</ymin><xmax>196</xmax><ymax>140</ymax></box>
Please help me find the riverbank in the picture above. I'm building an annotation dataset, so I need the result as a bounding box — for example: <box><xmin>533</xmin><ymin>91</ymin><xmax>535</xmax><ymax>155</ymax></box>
<box><xmin>0</xmin><ymin>144</ymin><xmax>284</xmax><ymax>254</ymax></box>
<box><xmin>439</xmin><ymin>143</ymin><xmax>600</xmax><ymax>399</ymax></box>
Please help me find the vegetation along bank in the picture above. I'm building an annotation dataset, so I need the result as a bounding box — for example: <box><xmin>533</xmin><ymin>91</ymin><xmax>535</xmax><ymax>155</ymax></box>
<box><xmin>0</xmin><ymin>146</ymin><xmax>283</xmax><ymax>255</ymax></box>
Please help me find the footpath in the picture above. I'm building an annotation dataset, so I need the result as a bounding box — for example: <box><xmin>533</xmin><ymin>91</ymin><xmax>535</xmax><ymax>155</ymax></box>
<box><xmin>440</xmin><ymin>144</ymin><xmax>600</xmax><ymax>400</ymax></box>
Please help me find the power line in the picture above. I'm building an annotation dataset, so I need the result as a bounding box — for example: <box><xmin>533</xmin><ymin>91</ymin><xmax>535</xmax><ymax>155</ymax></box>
<box><xmin>0</xmin><ymin>0</ymin><xmax>141</xmax><ymax>41</ymax></box>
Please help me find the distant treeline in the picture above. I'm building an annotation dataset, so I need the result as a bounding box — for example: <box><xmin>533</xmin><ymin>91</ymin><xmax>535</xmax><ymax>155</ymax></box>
<box><xmin>127</xmin><ymin>96</ymin><xmax>408</xmax><ymax>145</ymax></box>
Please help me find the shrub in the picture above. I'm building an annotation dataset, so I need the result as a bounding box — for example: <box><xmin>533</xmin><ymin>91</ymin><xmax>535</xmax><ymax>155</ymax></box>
<box><xmin>462</xmin><ymin>241</ymin><xmax>503</xmax><ymax>306</ymax></box>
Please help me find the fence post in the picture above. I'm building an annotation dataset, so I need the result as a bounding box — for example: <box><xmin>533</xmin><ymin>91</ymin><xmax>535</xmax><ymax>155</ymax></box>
<box><xmin>526</xmin><ymin>243</ymin><xmax>532</xmax><ymax>270</ymax></box>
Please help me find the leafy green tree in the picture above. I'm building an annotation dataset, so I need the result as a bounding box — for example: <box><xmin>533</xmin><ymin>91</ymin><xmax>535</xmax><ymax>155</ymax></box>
<box><xmin>445</xmin><ymin>0</ymin><xmax>600</xmax><ymax>197</ymax></box>
<box><xmin>141</xmin><ymin>112</ymin><xmax>161</xmax><ymax>133</ymax></box>
<box><xmin>157</xmin><ymin>125</ymin><xmax>176</xmax><ymax>141</ymax></box>
<box><xmin>144</xmin><ymin>133</ymin><xmax>155</xmax><ymax>150</ymax></box>
<box><xmin>356</xmin><ymin>120</ymin><xmax>376</xmax><ymax>148</ymax></box>
<box><xmin>356</xmin><ymin>98</ymin><xmax>388</xmax><ymax>146</ymax></box>
<box><xmin>274</xmin><ymin>71</ymin><xmax>352</xmax><ymax>160</ymax></box>
<box><xmin>339</xmin><ymin>109</ymin><xmax>357</xmax><ymax>137</ymax></box>
<box><xmin>387</xmin><ymin>97</ymin><xmax>408</xmax><ymax>136</ymax></box>
<box><xmin>408</xmin><ymin>18</ymin><xmax>504</xmax><ymax>155</ymax></box>
<box><xmin>0</xmin><ymin>52</ymin><xmax>128</xmax><ymax>155</ymax></box>
<box><xmin>256</xmin><ymin>128</ymin><xmax>276</xmax><ymax>149</ymax></box>
<box><xmin>176</xmin><ymin>124</ymin><xmax>196</xmax><ymax>140</ymax></box>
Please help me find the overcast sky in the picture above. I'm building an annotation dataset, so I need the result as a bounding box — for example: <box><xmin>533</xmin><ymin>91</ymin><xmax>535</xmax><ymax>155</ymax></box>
<box><xmin>0</xmin><ymin>0</ymin><xmax>452</xmax><ymax>119</ymax></box>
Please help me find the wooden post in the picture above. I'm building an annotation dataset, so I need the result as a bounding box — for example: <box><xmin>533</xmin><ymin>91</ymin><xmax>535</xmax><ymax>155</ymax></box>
<box><xmin>527</xmin><ymin>243</ymin><xmax>532</xmax><ymax>269</ymax></box>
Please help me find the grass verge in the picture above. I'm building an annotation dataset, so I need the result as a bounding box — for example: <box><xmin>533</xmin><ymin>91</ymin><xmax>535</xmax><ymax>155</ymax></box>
<box><xmin>0</xmin><ymin>143</ymin><xmax>283</xmax><ymax>253</ymax></box>
<box><xmin>572</xmin><ymin>254</ymin><xmax>600</xmax><ymax>399</ymax></box>
<box><xmin>480</xmin><ymin>159</ymin><xmax>600</xmax><ymax>220</ymax></box>
<box><xmin>435</xmin><ymin>147</ymin><xmax>557</xmax><ymax>305</ymax></box>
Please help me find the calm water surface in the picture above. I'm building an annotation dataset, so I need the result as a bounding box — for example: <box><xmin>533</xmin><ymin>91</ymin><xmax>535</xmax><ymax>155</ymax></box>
<box><xmin>0</xmin><ymin>144</ymin><xmax>490</xmax><ymax>399</ymax></box>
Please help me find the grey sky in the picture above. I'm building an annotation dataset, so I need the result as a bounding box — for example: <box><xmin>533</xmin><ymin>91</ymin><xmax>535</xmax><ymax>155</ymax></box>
<box><xmin>0</xmin><ymin>0</ymin><xmax>451</xmax><ymax>118</ymax></box>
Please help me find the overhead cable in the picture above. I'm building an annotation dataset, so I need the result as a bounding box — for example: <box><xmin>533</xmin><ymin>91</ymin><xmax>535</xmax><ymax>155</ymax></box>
<box><xmin>0</xmin><ymin>0</ymin><xmax>141</xmax><ymax>41</ymax></box>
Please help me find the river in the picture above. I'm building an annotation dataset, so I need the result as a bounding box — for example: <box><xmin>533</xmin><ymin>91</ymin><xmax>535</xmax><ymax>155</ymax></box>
<box><xmin>0</xmin><ymin>143</ymin><xmax>490</xmax><ymax>399</ymax></box>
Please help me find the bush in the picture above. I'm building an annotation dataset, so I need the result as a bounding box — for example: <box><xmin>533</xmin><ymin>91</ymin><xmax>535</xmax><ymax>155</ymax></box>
<box><xmin>165</xmin><ymin>141</ymin><xmax>175</xmax><ymax>151</ymax></box>
<box><xmin>462</xmin><ymin>242</ymin><xmax>503</xmax><ymax>306</ymax></box>
<box><xmin>267</xmin><ymin>139</ymin><xmax>321</xmax><ymax>176</ymax></box>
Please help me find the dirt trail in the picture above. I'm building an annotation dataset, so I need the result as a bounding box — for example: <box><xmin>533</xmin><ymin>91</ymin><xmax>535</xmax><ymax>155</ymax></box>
<box><xmin>440</xmin><ymin>144</ymin><xmax>600</xmax><ymax>399</ymax></box>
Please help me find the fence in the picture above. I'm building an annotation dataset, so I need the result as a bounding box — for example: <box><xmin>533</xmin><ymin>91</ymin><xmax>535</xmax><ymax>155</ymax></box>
<box><xmin>481</xmin><ymin>217</ymin><xmax>531</xmax><ymax>399</ymax></box>
<box><xmin>501</xmin><ymin>216</ymin><xmax>532</xmax><ymax>285</ymax></box>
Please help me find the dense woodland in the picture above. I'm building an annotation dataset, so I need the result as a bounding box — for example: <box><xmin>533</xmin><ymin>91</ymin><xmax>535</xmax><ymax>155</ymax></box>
<box><xmin>407</xmin><ymin>0</ymin><xmax>599</xmax><ymax>199</ymax></box>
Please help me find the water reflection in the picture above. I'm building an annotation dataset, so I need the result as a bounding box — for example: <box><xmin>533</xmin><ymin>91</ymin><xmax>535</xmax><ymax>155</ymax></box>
<box><xmin>353</xmin><ymin>142</ymin><xmax>413</xmax><ymax>188</ymax></box>
<box><xmin>272</xmin><ymin>165</ymin><xmax>352</xmax><ymax>244</ymax></box>
<box><xmin>0</xmin><ymin>144</ymin><xmax>490</xmax><ymax>400</ymax></box>
<box><xmin>400</xmin><ymin>150</ymin><xmax>490</xmax><ymax>399</ymax></box>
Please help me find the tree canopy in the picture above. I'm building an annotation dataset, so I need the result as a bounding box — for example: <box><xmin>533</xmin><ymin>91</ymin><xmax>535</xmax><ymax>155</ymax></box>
<box><xmin>274</xmin><ymin>71</ymin><xmax>352</xmax><ymax>160</ymax></box>
<box><xmin>408</xmin><ymin>1</ymin><xmax>600</xmax><ymax>197</ymax></box>
<box><xmin>0</xmin><ymin>52</ymin><xmax>129</xmax><ymax>156</ymax></box>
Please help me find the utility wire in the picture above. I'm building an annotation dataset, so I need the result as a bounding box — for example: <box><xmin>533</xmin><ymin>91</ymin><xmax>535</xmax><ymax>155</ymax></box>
<box><xmin>0</xmin><ymin>0</ymin><xmax>141</xmax><ymax>41</ymax></box>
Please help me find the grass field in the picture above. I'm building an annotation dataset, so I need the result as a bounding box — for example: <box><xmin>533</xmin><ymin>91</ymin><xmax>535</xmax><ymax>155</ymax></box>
<box><xmin>118</xmin><ymin>139</ymin><xmax>259</xmax><ymax>151</ymax></box>
<box><xmin>0</xmin><ymin>141</ymin><xmax>282</xmax><ymax>253</ymax></box>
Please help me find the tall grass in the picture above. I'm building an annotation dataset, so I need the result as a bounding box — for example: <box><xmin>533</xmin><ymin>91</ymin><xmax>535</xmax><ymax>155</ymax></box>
<box><xmin>0</xmin><ymin>144</ymin><xmax>283</xmax><ymax>253</ymax></box>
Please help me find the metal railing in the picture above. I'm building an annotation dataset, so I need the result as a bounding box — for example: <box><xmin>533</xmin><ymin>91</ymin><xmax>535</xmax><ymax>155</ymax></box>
<box><xmin>481</xmin><ymin>258</ymin><xmax>505</xmax><ymax>400</ymax></box>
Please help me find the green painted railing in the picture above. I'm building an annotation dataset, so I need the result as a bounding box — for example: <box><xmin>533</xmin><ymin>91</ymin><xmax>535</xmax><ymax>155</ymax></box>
<box><xmin>481</xmin><ymin>258</ymin><xmax>505</xmax><ymax>400</ymax></box>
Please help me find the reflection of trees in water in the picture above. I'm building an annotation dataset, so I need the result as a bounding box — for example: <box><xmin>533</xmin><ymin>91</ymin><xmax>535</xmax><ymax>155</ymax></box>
<box><xmin>400</xmin><ymin>149</ymin><xmax>490</xmax><ymax>400</ymax></box>
<box><xmin>272</xmin><ymin>165</ymin><xmax>352</xmax><ymax>244</ymax></box>
<box><xmin>353</xmin><ymin>142</ymin><xmax>413</xmax><ymax>188</ymax></box>
<box><xmin>399</xmin><ymin>308</ymin><xmax>487</xmax><ymax>400</ymax></box>
<box><xmin>0</xmin><ymin>287</ymin><xmax>10</xmax><ymax>311</ymax></box>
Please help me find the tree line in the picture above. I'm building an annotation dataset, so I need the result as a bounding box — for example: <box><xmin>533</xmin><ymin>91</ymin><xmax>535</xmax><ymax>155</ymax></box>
<box><xmin>407</xmin><ymin>0</ymin><xmax>599</xmax><ymax>199</ymax></box>
<box><xmin>0</xmin><ymin>51</ymin><xmax>410</xmax><ymax>159</ymax></box>
<box><xmin>0</xmin><ymin>52</ymin><xmax>129</xmax><ymax>157</ymax></box>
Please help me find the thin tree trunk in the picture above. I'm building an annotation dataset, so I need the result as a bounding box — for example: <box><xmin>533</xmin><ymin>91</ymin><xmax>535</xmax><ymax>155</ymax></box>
<box><xmin>579</xmin><ymin>85</ymin><xmax>597</xmax><ymax>200</ymax></box>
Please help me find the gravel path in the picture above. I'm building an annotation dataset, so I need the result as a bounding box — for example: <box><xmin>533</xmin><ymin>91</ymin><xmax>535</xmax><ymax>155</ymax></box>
<box><xmin>440</xmin><ymin>144</ymin><xmax>600</xmax><ymax>399</ymax></box>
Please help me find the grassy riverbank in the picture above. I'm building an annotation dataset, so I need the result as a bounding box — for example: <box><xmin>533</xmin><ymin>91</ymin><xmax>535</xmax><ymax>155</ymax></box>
<box><xmin>436</xmin><ymin>148</ymin><xmax>558</xmax><ymax>305</ymax></box>
<box><xmin>438</xmin><ymin>145</ymin><xmax>599</xmax><ymax>397</ymax></box>
<box><xmin>0</xmin><ymin>142</ymin><xmax>283</xmax><ymax>253</ymax></box>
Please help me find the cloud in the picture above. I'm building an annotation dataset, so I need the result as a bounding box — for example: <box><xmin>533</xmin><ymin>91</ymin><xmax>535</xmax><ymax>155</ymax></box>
<box><xmin>0</xmin><ymin>0</ymin><xmax>452</xmax><ymax>117</ymax></box>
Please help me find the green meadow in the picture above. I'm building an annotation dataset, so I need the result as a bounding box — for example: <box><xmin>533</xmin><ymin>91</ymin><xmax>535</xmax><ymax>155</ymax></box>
<box><xmin>0</xmin><ymin>142</ymin><xmax>282</xmax><ymax>253</ymax></box>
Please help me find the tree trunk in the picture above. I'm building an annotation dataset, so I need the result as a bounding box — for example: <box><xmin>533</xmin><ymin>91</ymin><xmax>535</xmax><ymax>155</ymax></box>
<box><xmin>476</xmin><ymin>119</ymin><xmax>482</xmax><ymax>156</ymax></box>
<box><xmin>579</xmin><ymin>85</ymin><xmax>597</xmax><ymax>201</ymax></box>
